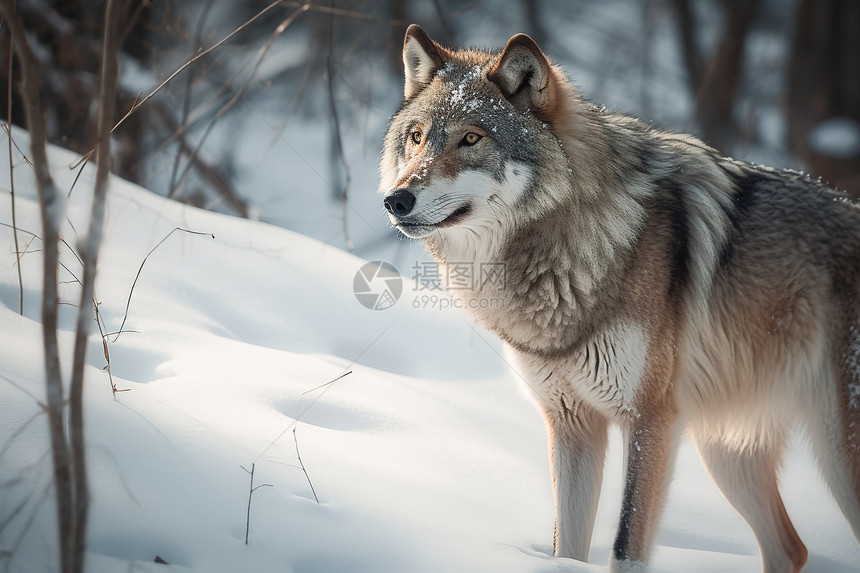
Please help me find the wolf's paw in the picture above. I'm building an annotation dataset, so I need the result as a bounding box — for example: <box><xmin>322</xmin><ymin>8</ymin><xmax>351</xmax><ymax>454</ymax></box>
<box><xmin>610</xmin><ymin>557</ymin><xmax>647</xmax><ymax>573</ymax></box>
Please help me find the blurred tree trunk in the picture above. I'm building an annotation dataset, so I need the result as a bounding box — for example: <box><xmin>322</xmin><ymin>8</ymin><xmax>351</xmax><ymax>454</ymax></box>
<box><xmin>522</xmin><ymin>0</ymin><xmax>546</xmax><ymax>48</ymax></box>
<box><xmin>787</xmin><ymin>0</ymin><xmax>860</xmax><ymax>195</ymax></box>
<box><xmin>2</xmin><ymin>5</ymin><xmax>123</xmax><ymax>570</ymax></box>
<box><xmin>0</xmin><ymin>0</ymin><xmax>149</xmax><ymax>182</ymax></box>
<box><xmin>387</xmin><ymin>0</ymin><xmax>408</xmax><ymax>74</ymax></box>
<box><xmin>672</xmin><ymin>0</ymin><xmax>760</xmax><ymax>152</ymax></box>
<box><xmin>2</xmin><ymin>1</ymin><xmax>85</xmax><ymax>571</ymax></box>
<box><xmin>67</xmin><ymin>2</ymin><xmax>122</xmax><ymax>570</ymax></box>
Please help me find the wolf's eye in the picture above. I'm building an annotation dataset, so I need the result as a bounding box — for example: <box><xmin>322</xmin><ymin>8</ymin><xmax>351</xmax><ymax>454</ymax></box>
<box><xmin>410</xmin><ymin>130</ymin><xmax>422</xmax><ymax>145</ymax></box>
<box><xmin>460</xmin><ymin>132</ymin><xmax>483</xmax><ymax>146</ymax></box>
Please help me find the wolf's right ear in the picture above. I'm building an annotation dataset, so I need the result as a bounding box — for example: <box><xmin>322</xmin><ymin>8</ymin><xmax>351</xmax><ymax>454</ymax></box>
<box><xmin>488</xmin><ymin>34</ymin><xmax>555</xmax><ymax>114</ymax></box>
<box><xmin>403</xmin><ymin>24</ymin><xmax>446</xmax><ymax>99</ymax></box>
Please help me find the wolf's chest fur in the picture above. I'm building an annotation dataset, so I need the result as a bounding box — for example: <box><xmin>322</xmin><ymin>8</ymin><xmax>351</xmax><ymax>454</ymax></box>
<box><xmin>512</xmin><ymin>322</ymin><xmax>650</xmax><ymax>418</ymax></box>
<box><xmin>438</xmin><ymin>214</ymin><xmax>655</xmax><ymax>420</ymax></box>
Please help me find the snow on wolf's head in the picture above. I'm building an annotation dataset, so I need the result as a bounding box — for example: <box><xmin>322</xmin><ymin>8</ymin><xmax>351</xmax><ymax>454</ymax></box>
<box><xmin>379</xmin><ymin>25</ymin><xmax>578</xmax><ymax>255</ymax></box>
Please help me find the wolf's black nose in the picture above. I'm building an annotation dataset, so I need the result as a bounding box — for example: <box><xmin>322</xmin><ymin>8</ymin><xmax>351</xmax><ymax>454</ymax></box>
<box><xmin>383</xmin><ymin>189</ymin><xmax>416</xmax><ymax>217</ymax></box>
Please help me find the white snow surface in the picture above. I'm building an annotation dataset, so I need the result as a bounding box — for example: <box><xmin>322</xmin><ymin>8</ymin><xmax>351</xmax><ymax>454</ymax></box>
<box><xmin>1</xmin><ymin>129</ymin><xmax>859</xmax><ymax>572</ymax></box>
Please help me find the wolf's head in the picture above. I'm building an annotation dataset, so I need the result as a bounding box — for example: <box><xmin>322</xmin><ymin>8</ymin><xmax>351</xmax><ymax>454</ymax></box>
<box><xmin>379</xmin><ymin>25</ymin><xmax>581</xmax><ymax>251</ymax></box>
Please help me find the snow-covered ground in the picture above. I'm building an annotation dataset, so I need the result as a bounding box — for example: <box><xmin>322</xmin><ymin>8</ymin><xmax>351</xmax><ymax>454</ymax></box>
<box><xmin>2</xmin><ymin>130</ymin><xmax>859</xmax><ymax>573</ymax></box>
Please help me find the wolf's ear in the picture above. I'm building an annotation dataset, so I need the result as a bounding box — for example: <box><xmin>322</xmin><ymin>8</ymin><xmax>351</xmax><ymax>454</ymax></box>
<box><xmin>488</xmin><ymin>34</ymin><xmax>553</xmax><ymax>113</ymax></box>
<box><xmin>403</xmin><ymin>24</ymin><xmax>446</xmax><ymax>99</ymax></box>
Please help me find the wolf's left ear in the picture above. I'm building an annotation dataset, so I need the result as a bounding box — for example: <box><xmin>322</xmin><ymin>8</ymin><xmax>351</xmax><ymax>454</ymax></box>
<box><xmin>403</xmin><ymin>24</ymin><xmax>447</xmax><ymax>99</ymax></box>
<box><xmin>488</xmin><ymin>34</ymin><xmax>553</xmax><ymax>113</ymax></box>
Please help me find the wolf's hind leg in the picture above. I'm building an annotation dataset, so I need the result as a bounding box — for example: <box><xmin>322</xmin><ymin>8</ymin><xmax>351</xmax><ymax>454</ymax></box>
<box><xmin>807</xmin><ymin>348</ymin><xmax>860</xmax><ymax>544</ymax></box>
<box><xmin>695</xmin><ymin>434</ymin><xmax>807</xmax><ymax>573</ymax></box>
<box><xmin>811</xmin><ymin>427</ymin><xmax>860</xmax><ymax>544</ymax></box>
<box><xmin>545</xmin><ymin>402</ymin><xmax>608</xmax><ymax>561</ymax></box>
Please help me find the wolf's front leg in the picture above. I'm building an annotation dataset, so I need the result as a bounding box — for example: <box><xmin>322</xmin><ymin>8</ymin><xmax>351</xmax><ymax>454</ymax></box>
<box><xmin>610</xmin><ymin>405</ymin><xmax>680</xmax><ymax>573</ymax></box>
<box><xmin>545</xmin><ymin>402</ymin><xmax>608</xmax><ymax>561</ymax></box>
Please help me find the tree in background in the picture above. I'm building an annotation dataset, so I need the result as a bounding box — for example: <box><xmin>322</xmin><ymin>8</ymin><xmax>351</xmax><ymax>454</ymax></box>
<box><xmin>671</xmin><ymin>0</ymin><xmax>760</xmax><ymax>153</ymax></box>
<box><xmin>787</xmin><ymin>0</ymin><xmax>860</xmax><ymax>195</ymax></box>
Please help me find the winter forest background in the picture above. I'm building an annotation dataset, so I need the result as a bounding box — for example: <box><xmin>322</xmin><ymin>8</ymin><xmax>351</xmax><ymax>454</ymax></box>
<box><xmin>4</xmin><ymin>0</ymin><xmax>859</xmax><ymax>258</ymax></box>
<box><xmin>1</xmin><ymin>1</ymin><xmax>860</xmax><ymax>573</ymax></box>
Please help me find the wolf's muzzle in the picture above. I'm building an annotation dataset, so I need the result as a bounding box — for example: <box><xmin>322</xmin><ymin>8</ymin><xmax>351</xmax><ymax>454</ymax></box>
<box><xmin>383</xmin><ymin>189</ymin><xmax>416</xmax><ymax>217</ymax></box>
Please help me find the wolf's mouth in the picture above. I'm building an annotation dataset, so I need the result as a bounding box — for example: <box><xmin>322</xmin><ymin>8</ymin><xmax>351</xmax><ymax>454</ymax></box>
<box><xmin>435</xmin><ymin>204</ymin><xmax>472</xmax><ymax>227</ymax></box>
<box><xmin>396</xmin><ymin>203</ymin><xmax>472</xmax><ymax>237</ymax></box>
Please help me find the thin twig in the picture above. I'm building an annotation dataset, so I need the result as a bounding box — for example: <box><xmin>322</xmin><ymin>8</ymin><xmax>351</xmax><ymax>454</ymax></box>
<box><xmin>155</xmin><ymin>107</ymin><xmax>249</xmax><ymax>216</ymax></box>
<box><xmin>101</xmin><ymin>329</ymin><xmax>139</xmax><ymax>338</ymax></box>
<box><xmin>300</xmin><ymin>370</ymin><xmax>352</xmax><ymax>396</ymax></box>
<box><xmin>94</xmin><ymin>302</ymin><xmax>129</xmax><ymax>395</ymax></box>
<box><xmin>66</xmin><ymin>150</ymin><xmax>93</xmax><ymax>199</ymax></box>
<box><xmin>5</xmin><ymin>19</ymin><xmax>23</xmax><ymax>315</ymax></box>
<box><xmin>240</xmin><ymin>463</ymin><xmax>272</xmax><ymax>545</ymax></box>
<box><xmin>282</xmin><ymin>1</ymin><xmax>411</xmax><ymax>25</ymax></box>
<box><xmin>67</xmin><ymin>0</ymin><xmax>303</xmax><ymax>199</ymax></box>
<box><xmin>114</xmin><ymin>227</ymin><xmax>214</xmax><ymax>342</ymax></box>
<box><xmin>58</xmin><ymin>237</ymin><xmax>84</xmax><ymax>268</ymax></box>
<box><xmin>168</xmin><ymin>4</ymin><xmax>310</xmax><ymax>206</ymax></box>
<box><xmin>253</xmin><ymin>362</ymin><xmax>367</xmax><ymax>464</ymax></box>
<box><xmin>167</xmin><ymin>0</ymin><xmax>215</xmax><ymax>196</ymax></box>
<box><xmin>323</xmin><ymin>6</ymin><xmax>352</xmax><ymax>250</ymax></box>
<box><xmin>2</xmin><ymin>121</ymin><xmax>31</xmax><ymax>164</ymax></box>
<box><xmin>0</xmin><ymin>226</ymin><xmax>132</xmax><ymax>372</ymax></box>
<box><xmin>292</xmin><ymin>427</ymin><xmax>318</xmax><ymax>503</ymax></box>
<box><xmin>113</xmin><ymin>0</ymin><xmax>296</xmax><ymax>137</ymax></box>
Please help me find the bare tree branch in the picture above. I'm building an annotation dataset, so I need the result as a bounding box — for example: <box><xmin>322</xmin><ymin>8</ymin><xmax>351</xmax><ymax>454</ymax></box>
<box><xmin>241</xmin><ymin>463</ymin><xmax>272</xmax><ymax>545</ymax></box>
<box><xmin>1</xmin><ymin>0</ymin><xmax>71</xmax><ymax>569</ymax></box>
<box><xmin>293</xmin><ymin>427</ymin><xmax>318</xmax><ymax>503</ymax></box>
<box><xmin>66</xmin><ymin>1</ymin><xmax>122</xmax><ymax>570</ymax></box>
<box><xmin>111</xmin><ymin>0</ymin><xmax>301</xmax><ymax>138</ymax></box>
<box><xmin>323</xmin><ymin>5</ymin><xmax>352</xmax><ymax>249</ymax></box>
<box><xmin>168</xmin><ymin>0</ymin><xmax>215</xmax><ymax>196</ymax></box>
<box><xmin>5</xmin><ymin>23</ymin><xmax>23</xmax><ymax>315</ymax></box>
<box><xmin>114</xmin><ymin>227</ymin><xmax>214</xmax><ymax>343</ymax></box>
<box><xmin>166</xmin><ymin>3</ymin><xmax>310</xmax><ymax>214</ymax></box>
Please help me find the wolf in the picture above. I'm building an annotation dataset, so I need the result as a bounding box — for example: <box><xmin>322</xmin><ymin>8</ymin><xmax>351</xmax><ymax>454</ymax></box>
<box><xmin>378</xmin><ymin>24</ymin><xmax>860</xmax><ymax>572</ymax></box>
